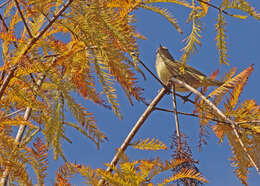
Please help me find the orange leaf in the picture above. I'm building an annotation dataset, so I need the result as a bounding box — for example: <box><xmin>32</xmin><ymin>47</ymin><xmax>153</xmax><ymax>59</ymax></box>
<box><xmin>199</xmin><ymin>0</ymin><xmax>210</xmax><ymax>14</ymax></box>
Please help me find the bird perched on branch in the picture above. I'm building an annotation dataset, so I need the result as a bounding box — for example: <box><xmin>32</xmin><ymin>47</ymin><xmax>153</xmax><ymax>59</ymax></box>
<box><xmin>155</xmin><ymin>45</ymin><xmax>223</xmax><ymax>92</ymax></box>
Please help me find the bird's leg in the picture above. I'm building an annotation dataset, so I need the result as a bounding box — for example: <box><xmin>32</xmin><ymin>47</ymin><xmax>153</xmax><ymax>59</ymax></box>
<box><xmin>165</xmin><ymin>81</ymin><xmax>173</xmax><ymax>94</ymax></box>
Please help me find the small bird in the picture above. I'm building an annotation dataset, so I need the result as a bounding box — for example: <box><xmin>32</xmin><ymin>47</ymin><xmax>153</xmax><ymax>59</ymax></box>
<box><xmin>155</xmin><ymin>45</ymin><xmax>223</xmax><ymax>92</ymax></box>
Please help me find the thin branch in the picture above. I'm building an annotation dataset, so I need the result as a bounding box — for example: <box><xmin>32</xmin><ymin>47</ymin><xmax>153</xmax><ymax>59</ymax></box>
<box><xmin>1</xmin><ymin>57</ymin><xmax>56</xmax><ymax>185</ymax></box>
<box><xmin>0</xmin><ymin>74</ymin><xmax>46</xmax><ymax>185</ymax></box>
<box><xmin>0</xmin><ymin>0</ymin><xmax>73</xmax><ymax>101</ymax></box>
<box><xmin>170</xmin><ymin>76</ymin><xmax>260</xmax><ymax>173</ymax></box>
<box><xmin>29</xmin><ymin>73</ymin><xmax>37</xmax><ymax>87</ymax></box>
<box><xmin>172</xmin><ymin>84</ymin><xmax>181</xmax><ymax>144</ymax></box>
<box><xmin>26</xmin><ymin>0</ymin><xmax>73</xmax><ymax>54</ymax></box>
<box><xmin>98</xmin><ymin>88</ymin><xmax>168</xmax><ymax>185</ymax></box>
<box><xmin>152</xmin><ymin>107</ymin><xmax>260</xmax><ymax>133</ymax></box>
<box><xmin>237</xmin><ymin>120</ymin><xmax>260</xmax><ymax>125</ymax></box>
<box><xmin>138</xmin><ymin>59</ymin><xmax>170</xmax><ymax>92</ymax></box>
<box><xmin>196</xmin><ymin>0</ymin><xmax>233</xmax><ymax>16</ymax></box>
<box><xmin>14</xmin><ymin>0</ymin><xmax>33</xmax><ymax>38</ymax></box>
<box><xmin>138</xmin><ymin>59</ymin><xmax>196</xmax><ymax>104</ymax></box>
<box><xmin>0</xmin><ymin>67</ymin><xmax>17</xmax><ymax>99</ymax></box>
<box><xmin>0</xmin><ymin>0</ymin><xmax>10</xmax><ymax>9</ymax></box>
<box><xmin>0</xmin><ymin>13</ymin><xmax>18</xmax><ymax>48</ymax></box>
<box><xmin>4</xmin><ymin>108</ymin><xmax>26</xmax><ymax>118</ymax></box>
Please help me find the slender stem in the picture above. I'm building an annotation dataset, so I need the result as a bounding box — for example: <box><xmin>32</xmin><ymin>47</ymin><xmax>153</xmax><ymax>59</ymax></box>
<box><xmin>98</xmin><ymin>88</ymin><xmax>168</xmax><ymax>185</ymax></box>
<box><xmin>14</xmin><ymin>0</ymin><xmax>33</xmax><ymax>38</ymax></box>
<box><xmin>4</xmin><ymin>108</ymin><xmax>26</xmax><ymax>118</ymax></box>
<box><xmin>0</xmin><ymin>0</ymin><xmax>10</xmax><ymax>8</ymax></box>
<box><xmin>138</xmin><ymin>59</ymin><xmax>170</xmax><ymax>92</ymax></box>
<box><xmin>0</xmin><ymin>67</ymin><xmax>16</xmax><ymax>99</ymax></box>
<box><xmin>172</xmin><ymin>84</ymin><xmax>181</xmax><ymax>142</ymax></box>
<box><xmin>0</xmin><ymin>13</ymin><xmax>18</xmax><ymax>48</ymax></box>
<box><xmin>170</xmin><ymin>77</ymin><xmax>260</xmax><ymax>173</ymax></box>
<box><xmin>0</xmin><ymin>74</ymin><xmax>46</xmax><ymax>185</ymax></box>
<box><xmin>0</xmin><ymin>56</ymin><xmax>56</xmax><ymax>185</ymax></box>
<box><xmin>152</xmin><ymin>106</ymin><xmax>259</xmax><ymax>133</ymax></box>
<box><xmin>196</xmin><ymin>0</ymin><xmax>232</xmax><ymax>16</ymax></box>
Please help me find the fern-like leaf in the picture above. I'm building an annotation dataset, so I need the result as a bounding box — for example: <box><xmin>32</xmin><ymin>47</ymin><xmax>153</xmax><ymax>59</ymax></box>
<box><xmin>209</xmin><ymin>65</ymin><xmax>254</xmax><ymax>107</ymax></box>
<box><xmin>140</xmin><ymin>4</ymin><xmax>183</xmax><ymax>34</ymax></box>
<box><xmin>224</xmin><ymin>0</ymin><xmax>260</xmax><ymax>20</ymax></box>
<box><xmin>131</xmin><ymin>138</ymin><xmax>168</xmax><ymax>150</ymax></box>
<box><xmin>159</xmin><ymin>168</ymin><xmax>208</xmax><ymax>185</ymax></box>
<box><xmin>216</xmin><ymin>12</ymin><xmax>229</xmax><ymax>65</ymax></box>
<box><xmin>55</xmin><ymin>163</ymin><xmax>78</xmax><ymax>186</ymax></box>
<box><xmin>182</xmin><ymin>8</ymin><xmax>202</xmax><ymax>62</ymax></box>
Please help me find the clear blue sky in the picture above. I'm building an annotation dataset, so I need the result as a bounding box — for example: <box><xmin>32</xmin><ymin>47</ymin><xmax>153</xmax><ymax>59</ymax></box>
<box><xmin>44</xmin><ymin>2</ymin><xmax>260</xmax><ymax>185</ymax></box>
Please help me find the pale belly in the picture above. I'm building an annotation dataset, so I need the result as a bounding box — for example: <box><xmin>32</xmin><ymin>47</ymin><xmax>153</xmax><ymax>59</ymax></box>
<box><xmin>156</xmin><ymin>57</ymin><xmax>200</xmax><ymax>92</ymax></box>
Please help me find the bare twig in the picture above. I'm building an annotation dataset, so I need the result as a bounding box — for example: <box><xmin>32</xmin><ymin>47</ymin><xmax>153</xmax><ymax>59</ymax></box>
<box><xmin>4</xmin><ymin>108</ymin><xmax>26</xmax><ymax>118</ymax></box>
<box><xmin>98</xmin><ymin>88</ymin><xmax>168</xmax><ymax>185</ymax></box>
<box><xmin>14</xmin><ymin>0</ymin><xmax>33</xmax><ymax>38</ymax></box>
<box><xmin>0</xmin><ymin>0</ymin><xmax>10</xmax><ymax>9</ymax></box>
<box><xmin>170</xmin><ymin>76</ymin><xmax>260</xmax><ymax>173</ymax></box>
<box><xmin>0</xmin><ymin>67</ymin><xmax>16</xmax><ymax>99</ymax></box>
<box><xmin>138</xmin><ymin>59</ymin><xmax>196</xmax><ymax>104</ymax></box>
<box><xmin>0</xmin><ymin>13</ymin><xmax>18</xmax><ymax>48</ymax></box>
<box><xmin>237</xmin><ymin>120</ymin><xmax>260</xmax><ymax>125</ymax></box>
<box><xmin>196</xmin><ymin>0</ymin><xmax>233</xmax><ymax>16</ymax></box>
<box><xmin>138</xmin><ymin>59</ymin><xmax>170</xmax><ymax>92</ymax></box>
<box><xmin>172</xmin><ymin>84</ymin><xmax>181</xmax><ymax>146</ymax></box>
<box><xmin>152</xmin><ymin>107</ymin><xmax>260</xmax><ymax>134</ymax></box>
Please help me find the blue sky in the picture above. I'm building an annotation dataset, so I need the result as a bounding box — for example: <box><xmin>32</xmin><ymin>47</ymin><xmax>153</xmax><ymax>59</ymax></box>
<box><xmin>42</xmin><ymin>1</ymin><xmax>260</xmax><ymax>185</ymax></box>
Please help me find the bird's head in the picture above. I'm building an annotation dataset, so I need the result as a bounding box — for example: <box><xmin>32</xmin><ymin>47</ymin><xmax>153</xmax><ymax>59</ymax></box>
<box><xmin>156</xmin><ymin>45</ymin><xmax>175</xmax><ymax>61</ymax></box>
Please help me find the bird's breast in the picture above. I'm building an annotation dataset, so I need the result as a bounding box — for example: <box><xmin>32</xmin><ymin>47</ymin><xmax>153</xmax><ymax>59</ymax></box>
<box><xmin>156</xmin><ymin>55</ymin><xmax>172</xmax><ymax>84</ymax></box>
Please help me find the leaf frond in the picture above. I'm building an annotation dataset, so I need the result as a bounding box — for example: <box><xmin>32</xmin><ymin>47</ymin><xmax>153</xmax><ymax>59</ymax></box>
<box><xmin>131</xmin><ymin>138</ymin><xmax>168</xmax><ymax>150</ymax></box>
<box><xmin>160</xmin><ymin>168</ymin><xmax>208</xmax><ymax>185</ymax></box>
<box><xmin>181</xmin><ymin>7</ymin><xmax>202</xmax><ymax>63</ymax></box>
<box><xmin>140</xmin><ymin>4</ymin><xmax>183</xmax><ymax>34</ymax></box>
<box><xmin>216</xmin><ymin>12</ymin><xmax>229</xmax><ymax>65</ymax></box>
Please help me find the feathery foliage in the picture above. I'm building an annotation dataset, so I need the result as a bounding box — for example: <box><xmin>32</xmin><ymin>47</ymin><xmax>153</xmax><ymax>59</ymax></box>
<box><xmin>131</xmin><ymin>138</ymin><xmax>168</xmax><ymax>150</ymax></box>
<box><xmin>0</xmin><ymin>0</ymin><xmax>259</xmax><ymax>185</ymax></box>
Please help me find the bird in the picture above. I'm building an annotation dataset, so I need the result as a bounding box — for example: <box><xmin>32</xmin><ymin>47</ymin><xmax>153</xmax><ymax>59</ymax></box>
<box><xmin>155</xmin><ymin>45</ymin><xmax>223</xmax><ymax>92</ymax></box>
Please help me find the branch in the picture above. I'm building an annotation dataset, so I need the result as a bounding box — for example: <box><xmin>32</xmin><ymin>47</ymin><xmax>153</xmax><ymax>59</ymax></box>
<box><xmin>24</xmin><ymin>0</ymin><xmax>73</xmax><ymax>55</ymax></box>
<box><xmin>0</xmin><ymin>74</ymin><xmax>46</xmax><ymax>185</ymax></box>
<box><xmin>0</xmin><ymin>0</ymin><xmax>73</xmax><ymax>100</ymax></box>
<box><xmin>98</xmin><ymin>88</ymin><xmax>168</xmax><ymax>185</ymax></box>
<box><xmin>0</xmin><ymin>56</ymin><xmax>57</xmax><ymax>185</ymax></box>
<box><xmin>0</xmin><ymin>13</ymin><xmax>18</xmax><ymax>47</ymax></box>
<box><xmin>14</xmin><ymin>0</ymin><xmax>33</xmax><ymax>38</ymax></box>
<box><xmin>196</xmin><ymin>0</ymin><xmax>233</xmax><ymax>16</ymax></box>
<box><xmin>0</xmin><ymin>0</ymin><xmax>10</xmax><ymax>9</ymax></box>
<box><xmin>0</xmin><ymin>67</ymin><xmax>16</xmax><ymax>99</ymax></box>
<box><xmin>4</xmin><ymin>108</ymin><xmax>26</xmax><ymax>118</ymax></box>
<box><xmin>138</xmin><ymin>59</ymin><xmax>196</xmax><ymax>104</ymax></box>
<box><xmin>138</xmin><ymin>59</ymin><xmax>170</xmax><ymax>92</ymax></box>
<box><xmin>172</xmin><ymin>85</ymin><xmax>181</xmax><ymax>148</ymax></box>
<box><xmin>170</xmin><ymin>76</ymin><xmax>260</xmax><ymax>173</ymax></box>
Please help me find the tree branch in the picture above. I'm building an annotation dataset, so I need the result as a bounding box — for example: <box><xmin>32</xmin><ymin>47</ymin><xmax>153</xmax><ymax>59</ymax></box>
<box><xmin>0</xmin><ymin>56</ymin><xmax>56</xmax><ymax>185</ymax></box>
<box><xmin>172</xmin><ymin>84</ymin><xmax>182</xmax><ymax>149</ymax></box>
<box><xmin>0</xmin><ymin>0</ymin><xmax>10</xmax><ymax>9</ymax></box>
<box><xmin>170</xmin><ymin>76</ymin><xmax>260</xmax><ymax>173</ymax></box>
<box><xmin>4</xmin><ymin>108</ymin><xmax>26</xmax><ymax>118</ymax></box>
<box><xmin>98</xmin><ymin>88</ymin><xmax>168</xmax><ymax>185</ymax></box>
<box><xmin>14</xmin><ymin>0</ymin><xmax>33</xmax><ymax>38</ymax></box>
<box><xmin>196</xmin><ymin>0</ymin><xmax>233</xmax><ymax>16</ymax></box>
<box><xmin>0</xmin><ymin>0</ymin><xmax>73</xmax><ymax>100</ymax></box>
